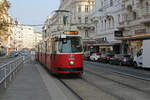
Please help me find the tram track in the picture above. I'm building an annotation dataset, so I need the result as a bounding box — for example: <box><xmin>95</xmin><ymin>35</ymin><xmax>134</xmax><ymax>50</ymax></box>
<box><xmin>58</xmin><ymin>76</ymin><xmax>123</xmax><ymax>100</ymax></box>
<box><xmin>85</xmin><ymin>69</ymin><xmax>150</xmax><ymax>95</ymax></box>
<box><xmin>85</xmin><ymin>61</ymin><xmax>150</xmax><ymax>82</ymax></box>
<box><xmin>58</xmin><ymin>78</ymin><xmax>84</xmax><ymax>100</ymax></box>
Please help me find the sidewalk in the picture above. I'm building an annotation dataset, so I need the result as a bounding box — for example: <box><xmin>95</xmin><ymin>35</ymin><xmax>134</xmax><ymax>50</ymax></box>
<box><xmin>0</xmin><ymin>62</ymin><xmax>51</xmax><ymax>100</ymax></box>
<box><xmin>0</xmin><ymin>60</ymin><xmax>70</xmax><ymax>100</ymax></box>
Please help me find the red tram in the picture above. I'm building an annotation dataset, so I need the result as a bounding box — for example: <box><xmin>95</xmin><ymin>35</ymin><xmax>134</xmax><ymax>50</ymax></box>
<box><xmin>35</xmin><ymin>31</ymin><xmax>83</xmax><ymax>75</ymax></box>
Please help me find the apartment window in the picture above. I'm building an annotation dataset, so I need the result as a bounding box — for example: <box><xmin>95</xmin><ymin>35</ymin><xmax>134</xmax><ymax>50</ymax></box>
<box><xmin>110</xmin><ymin>0</ymin><xmax>113</xmax><ymax>6</ymax></box>
<box><xmin>85</xmin><ymin>5</ymin><xmax>89</xmax><ymax>13</ymax></box>
<box><xmin>132</xmin><ymin>0</ymin><xmax>134</xmax><ymax>5</ymax></box>
<box><xmin>85</xmin><ymin>30</ymin><xmax>88</xmax><ymax>37</ymax></box>
<box><xmin>105</xmin><ymin>20</ymin><xmax>107</xmax><ymax>29</ymax></box>
<box><xmin>133</xmin><ymin>12</ymin><xmax>137</xmax><ymax>20</ymax></box>
<box><xmin>108</xmin><ymin>19</ymin><xmax>111</xmax><ymax>28</ymax></box>
<box><xmin>101</xmin><ymin>21</ymin><xmax>103</xmax><ymax>30</ymax></box>
<box><xmin>78</xmin><ymin>5</ymin><xmax>81</xmax><ymax>13</ymax></box>
<box><xmin>78</xmin><ymin>17</ymin><xmax>81</xmax><ymax>23</ymax></box>
<box><xmin>112</xmin><ymin>18</ymin><xmax>114</xmax><ymax>28</ymax></box>
<box><xmin>85</xmin><ymin>17</ymin><xmax>88</xmax><ymax>24</ymax></box>
<box><xmin>101</xmin><ymin>1</ymin><xmax>103</xmax><ymax>7</ymax></box>
<box><xmin>146</xmin><ymin>2</ymin><xmax>149</xmax><ymax>12</ymax></box>
<box><xmin>118</xmin><ymin>15</ymin><xmax>120</xmax><ymax>23</ymax></box>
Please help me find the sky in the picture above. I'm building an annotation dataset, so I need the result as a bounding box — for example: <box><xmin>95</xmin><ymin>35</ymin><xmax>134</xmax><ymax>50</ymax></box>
<box><xmin>8</xmin><ymin>0</ymin><xmax>60</xmax><ymax>32</ymax></box>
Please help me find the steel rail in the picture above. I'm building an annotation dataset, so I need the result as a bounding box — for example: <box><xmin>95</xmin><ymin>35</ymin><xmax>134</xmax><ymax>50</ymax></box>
<box><xmin>58</xmin><ymin>76</ymin><xmax>123</xmax><ymax>100</ymax></box>
<box><xmin>81</xmin><ymin>77</ymin><xmax>125</xmax><ymax>100</ymax></box>
<box><xmin>58</xmin><ymin>78</ymin><xmax>84</xmax><ymax>100</ymax></box>
<box><xmin>85</xmin><ymin>69</ymin><xmax>150</xmax><ymax>95</ymax></box>
<box><xmin>85</xmin><ymin>61</ymin><xmax>150</xmax><ymax>82</ymax></box>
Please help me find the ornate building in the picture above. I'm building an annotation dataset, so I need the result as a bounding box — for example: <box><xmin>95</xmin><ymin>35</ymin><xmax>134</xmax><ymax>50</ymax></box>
<box><xmin>92</xmin><ymin>0</ymin><xmax>122</xmax><ymax>54</ymax></box>
<box><xmin>118</xmin><ymin>0</ymin><xmax>150</xmax><ymax>56</ymax></box>
<box><xmin>43</xmin><ymin>0</ymin><xmax>95</xmax><ymax>46</ymax></box>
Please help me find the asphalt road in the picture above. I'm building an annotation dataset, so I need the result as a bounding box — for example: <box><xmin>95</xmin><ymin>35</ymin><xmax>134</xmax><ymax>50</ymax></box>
<box><xmin>81</xmin><ymin>61</ymin><xmax>150</xmax><ymax>100</ymax></box>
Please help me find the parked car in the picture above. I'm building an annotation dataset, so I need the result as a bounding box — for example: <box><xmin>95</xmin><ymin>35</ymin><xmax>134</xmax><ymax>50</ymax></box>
<box><xmin>9</xmin><ymin>51</ymin><xmax>18</xmax><ymax>57</ymax></box>
<box><xmin>99</xmin><ymin>53</ymin><xmax>114</xmax><ymax>63</ymax></box>
<box><xmin>109</xmin><ymin>54</ymin><xmax>133</xmax><ymax>66</ymax></box>
<box><xmin>89</xmin><ymin>53</ymin><xmax>101</xmax><ymax>61</ymax></box>
<box><xmin>133</xmin><ymin>39</ymin><xmax>150</xmax><ymax>68</ymax></box>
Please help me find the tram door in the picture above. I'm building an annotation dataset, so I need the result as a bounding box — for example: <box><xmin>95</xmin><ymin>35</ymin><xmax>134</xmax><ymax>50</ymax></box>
<box><xmin>45</xmin><ymin>41</ymin><xmax>47</xmax><ymax>65</ymax></box>
<box><xmin>52</xmin><ymin>41</ymin><xmax>57</xmax><ymax>71</ymax></box>
<box><xmin>46</xmin><ymin>39</ymin><xmax>51</xmax><ymax>70</ymax></box>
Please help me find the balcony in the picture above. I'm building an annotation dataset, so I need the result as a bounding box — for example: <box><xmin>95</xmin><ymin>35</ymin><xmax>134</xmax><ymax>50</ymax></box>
<box><xmin>141</xmin><ymin>7</ymin><xmax>150</xmax><ymax>24</ymax></box>
<box><xmin>73</xmin><ymin>23</ymin><xmax>95</xmax><ymax>30</ymax></box>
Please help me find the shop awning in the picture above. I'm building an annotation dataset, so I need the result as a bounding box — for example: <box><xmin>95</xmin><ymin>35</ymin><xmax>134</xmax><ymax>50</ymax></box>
<box><xmin>115</xmin><ymin>34</ymin><xmax>150</xmax><ymax>40</ymax></box>
<box><xmin>93</xmin><ymin>41</ymin><xmax>121</xmax><ymax>46</ymax></box>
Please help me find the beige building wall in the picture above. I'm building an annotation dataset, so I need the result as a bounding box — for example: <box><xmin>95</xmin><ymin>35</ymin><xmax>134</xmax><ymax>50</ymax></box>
<box><xmin>22</xmin><ymin>26</ymin><xmax>35</xmax><ymax>49</ymax></box>
<box><xmin>34</xmin><ymin>32</ymin><xmax>42</xmax><ymax>46</ymax></box>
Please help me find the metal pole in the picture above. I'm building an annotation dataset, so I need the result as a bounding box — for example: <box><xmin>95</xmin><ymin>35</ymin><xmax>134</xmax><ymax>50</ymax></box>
<box><xmin>4</xmin><ymin>67</ymin><xmax>7</xmax><ymax>88</ymax></box>
<box><xmin>9</xmin><ymin>64</ymin><xmax>12</xmax><ymax>81</ymax></box>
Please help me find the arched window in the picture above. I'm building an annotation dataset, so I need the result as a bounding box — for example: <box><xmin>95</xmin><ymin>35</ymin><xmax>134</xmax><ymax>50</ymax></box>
<box><xmin>133</xmin><ymin>12</ymin><xmax>137</xmax><ymax>20</ymax></box>
<box><xmin>105</xmin><ymin>20</ymin><xmax>107</xmax><ymax>30</ymax></box>
<box><xmin>146</xmin><ymin>2</ymin><xmax>149</xmax><ymax>12</ymax></box>
<box><xmin>101</xmin><ymin>20</ymin><xmax>103</xmax><ymax>30</ymax></box>
<box><xmin>108</xmin><ymin>18</ymin><xmax>111</xmax><ymax>28</ymax></box>
<box><xmin>112</xmin><ymin>17</ymin><xmax>114</xmax><ymax>28</ymax></box>
<box><xmin>110</xmin><ymin>0</ymin><xmax>113</xmax><ymax>6</ymax></box>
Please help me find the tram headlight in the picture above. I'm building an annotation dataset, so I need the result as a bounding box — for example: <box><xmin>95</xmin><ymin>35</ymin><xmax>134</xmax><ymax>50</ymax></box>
<box><xmin>70</xmin><ymin>61</ymin><xmax>74</xmax><ymax>65</ymax></box>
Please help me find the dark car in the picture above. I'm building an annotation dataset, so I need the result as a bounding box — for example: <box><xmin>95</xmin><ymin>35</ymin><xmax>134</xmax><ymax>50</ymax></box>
<box><xmin>9</xmin><ymin>51</ymin><xmax>18</xmax><ymax>57</ymax></box>
<box><xmin>109</xmin><ymin>54</ymin><xmax>133</xmax><ymax>66</ymax></box>
<box><xmin>99</xmin><ymin>53</ymin><xmax>114</xmax><ymax>63</ymax></box>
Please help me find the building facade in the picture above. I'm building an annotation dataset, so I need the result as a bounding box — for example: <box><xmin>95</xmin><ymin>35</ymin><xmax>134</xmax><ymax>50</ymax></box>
<box><xmin>117</xmin><ymin>0</ymin><xmax>150</xmax><ymax>56</ymax></box>
<box><xmin>92</xmin><ymin>0</ymin><xmax>123</xmax><ymax>54</ymax></box>
<box><xmin>12</xmin><ymin>25</ymin><xmax>42</xmax><ymax>50</ymax></box>
<box><xmin>43</xmin><ymin>0</ymin><xmax>95</xmax><ymax>45</ymax></box>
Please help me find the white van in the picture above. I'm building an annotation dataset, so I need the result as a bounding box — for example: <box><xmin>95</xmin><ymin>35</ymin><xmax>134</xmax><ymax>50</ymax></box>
<box><xmin>133</xmin><ymin>39</ymin><xmax>150</xmax><ymax>68</ymax></box>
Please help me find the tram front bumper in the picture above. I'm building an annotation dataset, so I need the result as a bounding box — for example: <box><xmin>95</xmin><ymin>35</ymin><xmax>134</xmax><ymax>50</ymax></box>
<box><xmin>56</xmin><ymin>67</ymin><xmax>83</xmax><ymax>74</ymax></box>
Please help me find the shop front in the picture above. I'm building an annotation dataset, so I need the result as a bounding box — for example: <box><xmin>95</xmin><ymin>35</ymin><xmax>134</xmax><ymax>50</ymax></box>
<box><xmin>94</xmin><ymin>42</ymin><xmax>121</xmax><ymax>54</ymax></box>
<box><xmin>119</xmin><ymin>33</ymin><xmax>150</xmax><ymax>57</ymax></box>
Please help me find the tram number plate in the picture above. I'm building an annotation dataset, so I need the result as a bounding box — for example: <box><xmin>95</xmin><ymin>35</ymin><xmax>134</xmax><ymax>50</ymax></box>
<box><xmin>69</xmin><ymin>58</ymin><xmax>75</xmax><ymax>60</ymax></box>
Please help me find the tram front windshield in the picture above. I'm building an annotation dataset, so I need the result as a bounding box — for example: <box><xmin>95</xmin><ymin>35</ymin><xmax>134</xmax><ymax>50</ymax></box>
<box><xmin>58</xmin><ymin>37</ymin><xmax>82</xmax><ymax>53</ymax></box>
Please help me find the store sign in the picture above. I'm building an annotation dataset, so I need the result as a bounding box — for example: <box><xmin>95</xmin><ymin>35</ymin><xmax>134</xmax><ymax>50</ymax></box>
<box><xmin>135</xmin><ymin>29</ymin><xmax>146</xmax><ymax>35</ymax></box>
<box><xmin>114</xmin><ymin>31</ymin><xmax>123</xmax><ymax>37</ymax></box>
